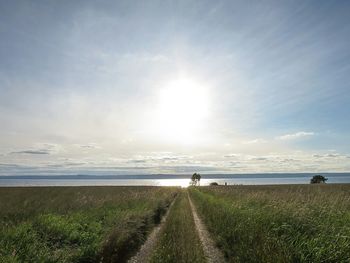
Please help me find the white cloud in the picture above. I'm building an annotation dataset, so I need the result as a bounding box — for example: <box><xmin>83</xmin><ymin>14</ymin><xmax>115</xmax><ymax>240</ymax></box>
<box><xmin>9</xmin><ymin>143</ymin><xmax>62</xmax><ymax>155</ymax></box>
<box><xmin>276</xmin><ymin>131</ymin><xmax>315</xmax><ymax>140</ymax></box>
<box><xmin>313</xmin><ymin>153</ymin><xmax>345</xmax><ymax>158</ymax></box>
<box><xmin>242</xmin><ymin>138</ymin><xmax>267</xmax><ymax>144</ymax></box>
<box><xmin>223</xmin><ymin>153</ymin><xmax>242</xmax><ymax>158</ymax></box>
<box><xmin>76</xmin><ymin>143</ymin><xmax>101</xmax><ymax>149</ymax></box>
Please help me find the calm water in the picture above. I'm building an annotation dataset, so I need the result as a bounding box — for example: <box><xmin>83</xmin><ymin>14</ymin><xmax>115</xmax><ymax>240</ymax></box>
<box><xmin>0</xmin><ymin>173</ymin><xmax>349</xmax><ymax>187</ymax></box>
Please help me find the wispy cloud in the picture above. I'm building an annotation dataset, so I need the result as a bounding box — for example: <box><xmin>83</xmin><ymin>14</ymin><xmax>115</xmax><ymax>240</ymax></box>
<box><xmin>9</xmin><ymin>143</ymin><xmax>62</xmax><ymax>155</ymax></box>
<box><xmin>0</xmin><ymin>1</ymin><xmax>349</xmax><ymax>175</ymax></box>
<box><xmin>10</xmin><ymin>150</ymin><xmax>50</xmax><ymax>155</ymax></box>
<box><xmin>242</xmin><ymin>138</ymin><xmax>267</xmax><ymax>144</ymax></box>
<box><xmin>251</xmin><ymin>157</ymin><xmax>268</xmax><ymax>161</ymax></box>
<box><xmin>223</xmin><ymin>154</ymin><xmax>242</xmax><ymax>158</ymax></box>
<box><xmin>313</xmin><ymin>153</ymin><xmax>343</xmax><ymax>158</ymax></box>
<box><xmin>276</xmin><ymin>132</ymin><xmax>315</xmax><ymax>140</ymax></box>
<box><xmin>77</xmin><ymin>143</ymin><xmax>101</xmax><ymax>149</ymax></box>
<box><xmin>127</xmin><ymin>154</ymin><xmax>191</xmax><ymax>164</ymax></box>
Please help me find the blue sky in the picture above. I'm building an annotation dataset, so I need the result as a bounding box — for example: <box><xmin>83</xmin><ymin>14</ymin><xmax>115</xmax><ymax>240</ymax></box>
<box><xmin>1</xmin><ymin>0</ymin><xmax>350</xmax><ymax>175</ymax></box>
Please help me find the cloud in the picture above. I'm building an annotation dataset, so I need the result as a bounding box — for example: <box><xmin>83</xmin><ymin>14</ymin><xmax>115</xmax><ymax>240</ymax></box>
<box><xmin>0</xmin><ymin>163</ymin><xmax>22</xmax><ymax>168</ymax></box>
<box><xmin>156</xmin><ymin>165</ymin><xmax>221</xmax><ymax>173</ymax></box>
<box><xmin>46</xmin><ymin>161</ymin><xmax>88</xmax><ymax>168</ymax></box>
<box><xmin>10</xmin><ymin>150</ymin><xmax>50</xmax><ymax>155</ymax></box>
<box><xmin>77</xmin><ymin>143</ymin><xmax>101</xmax><ymax>149</ymax></box>
<box><xmin>326</xmin><ymin>153</ymin><xmax>341</xmax><ymax>158</ymax></box>
<box><xmin>8</xmin><ymin>143</ymin><xmax>62</xmax><ymax>155</ymax></box>
<box><xmin>251</xmin><ymin>157</ymin><xmax>268</xmax><ymax>161</ymax></box>
<box><xmin>223</xmin><ymin>154</ymin><xmax>241</xmax><ymax>158</ymax></box>
<box><xmin>0</xmin><ymin>163</ymin><xmax>41</xmax><ymax>174</ymax></box>
<box><xmin>128</xmin><ymin>159</ymin><xmax>147</xmax><ymax>164</ymax></box>
<box><xmin>128</xmin><ymin>153</ymin><xmax>191</xmax><ymax>164</ymax></box>
<box><xmin>313</xmin><ymin>153</ymin><xmax>342</xmax><ymax>158</ymax></box>
<box><xmin>242</xmin><ymin>138</ymin><xmax>267</xmax><ymax>144</ymax></box>
<box><xmin>276</xmin><ymin>131</ymin><xmax>315</xmax><ymax>140</ymax></box>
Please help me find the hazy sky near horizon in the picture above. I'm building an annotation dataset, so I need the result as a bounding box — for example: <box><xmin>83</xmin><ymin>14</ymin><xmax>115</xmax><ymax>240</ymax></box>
<box><xmin>1</xmin><ymin>0</ymin><xmax>350</xmax><ymax>175</ymax></box>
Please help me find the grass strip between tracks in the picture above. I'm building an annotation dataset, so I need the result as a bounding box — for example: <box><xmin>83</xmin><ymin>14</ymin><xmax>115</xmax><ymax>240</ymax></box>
<box><xmin>150</xmin><ymin>190</ymin><xmax>206</xmax><ymax>263</ymax></box>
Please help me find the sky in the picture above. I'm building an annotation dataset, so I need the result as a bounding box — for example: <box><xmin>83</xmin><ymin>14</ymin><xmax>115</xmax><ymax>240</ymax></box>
<box><xmin>1</xmin><ymin>0</ymin><xmax>350</xmax><ymax>175</ymax></box>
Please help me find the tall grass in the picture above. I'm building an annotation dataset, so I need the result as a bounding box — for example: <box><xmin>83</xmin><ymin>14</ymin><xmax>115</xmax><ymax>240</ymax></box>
<box><xmin>0</xmin><ymin>186</ymin><xmax>178</xmax><ymax>262</ymax></box>
<box><xmin>190</xmin><ymin>184</ymin><xmax>350</xmax><ymax>263</ymax></box>
<box><xmin>150</xmin><ymin>190</ymin><xmax>206</xmax><ymax>263</ymax></box>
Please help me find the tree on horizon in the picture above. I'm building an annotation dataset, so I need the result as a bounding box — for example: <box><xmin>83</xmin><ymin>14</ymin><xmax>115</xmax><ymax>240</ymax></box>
<box><xmin>310</xmin><ymin>174</ymin><xmax>328</xmax><ymax>184</ymax></box>
<box><xmin>191</xmin><ymin>173</ymin><xmax>201</xmax><ymax>186</ymax></box>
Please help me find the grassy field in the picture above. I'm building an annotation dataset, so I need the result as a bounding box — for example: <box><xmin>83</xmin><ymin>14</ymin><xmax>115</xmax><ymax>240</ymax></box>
<box><xmin>0</xmin><ymin>186</ymin><xmax>178</xmax><ymax>262</ymax></box>
<box><xmin>150</xmin><ymin>190</ymin><xmax>206</xmax><ymax>263</ymax></box>
<box><xmin>2</xmin><ymin>184</ymin><xmax>349</xmax><ymax>263</ymax></box>
<box><xmin>189</xmin><ymin>184</ymin><xmax>350</xmax><ymax>263</ymax></box>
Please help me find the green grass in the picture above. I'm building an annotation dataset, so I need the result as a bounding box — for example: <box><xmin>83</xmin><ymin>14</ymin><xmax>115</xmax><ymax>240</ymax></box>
<box><xmin>2</xmin><ymin>185</ymin><xmax>349</xmax><ymax>262</ymax></box>
<box><xmin>0</xmin><ymin>186</ymin><xmax>178</xmax><ymax>263</ymax></box>
<box><xmin>190</xmin><ymin>184</ymin><xmax>350</xmax><ymax>263</ymax></box>
<box><xmin>150</xmin><ymin>190</ymin><xmax>206</xmax><ymax>263</ymax></box>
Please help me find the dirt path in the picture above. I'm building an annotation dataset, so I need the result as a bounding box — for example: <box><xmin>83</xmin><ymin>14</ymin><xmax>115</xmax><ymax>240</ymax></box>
<box><xmin>188</xmin><ymin>193</ymin><xmax>226</xmax><ymax>263</ymax></box>
<box><xmin>127</xmin><ymin>197</ymin><xmax>177</xmax><ymax>263</ymax></box>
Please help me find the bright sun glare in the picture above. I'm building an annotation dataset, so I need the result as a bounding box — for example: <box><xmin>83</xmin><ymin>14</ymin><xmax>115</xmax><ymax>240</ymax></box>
<box><xmin>154</xmin><ymin>78</ymin><xmax>211</xmax><ymax>144</ymax></box>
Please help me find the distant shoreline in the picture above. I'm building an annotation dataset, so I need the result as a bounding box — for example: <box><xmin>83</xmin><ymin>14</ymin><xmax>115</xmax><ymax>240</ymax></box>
<box><xmin>1</xmin><ymin>173</ymin><xmax>349</xmax><ymax>187</ymax></box>
<box><xmin>1</xmin><ymin>172</ymin><xmax>350</xmax><ymax>180</ymax></box>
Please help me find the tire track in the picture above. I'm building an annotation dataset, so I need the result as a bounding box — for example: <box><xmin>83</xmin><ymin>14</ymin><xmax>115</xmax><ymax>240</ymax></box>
<box><xmin>127</xmin><ymin>196</ymin><xmax>177</xmax><ymax>263</ymax></box>
<box><xmin>188</xmin><ymin>193</ymin><xmax>226</xmax><ymax>263</ymax></box>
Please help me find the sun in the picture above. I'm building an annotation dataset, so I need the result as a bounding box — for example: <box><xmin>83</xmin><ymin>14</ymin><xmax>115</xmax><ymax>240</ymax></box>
<box><xmin>153</xmin><ymin>77</ymin><xmax>211</xmax><ymax>144</ymax></box>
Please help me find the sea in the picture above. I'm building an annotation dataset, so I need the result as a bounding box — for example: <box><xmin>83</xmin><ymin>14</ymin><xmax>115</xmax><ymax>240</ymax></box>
<box><xmin>0</xmin><ymin>173</ymin><xmax>349</xmax><ymax>187</ymax></box>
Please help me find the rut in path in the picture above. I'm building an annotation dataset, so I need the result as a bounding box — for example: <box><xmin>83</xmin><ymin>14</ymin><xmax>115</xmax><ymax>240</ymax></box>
<box><xmin>188</xmin><ymin>193</ymin><xmax>226</xmax><ymax>263</ymax></box>
<box><xmin>127</xmin><ymin>197</ymin><xmax>177</xmax><ymax>263</ymax></box>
